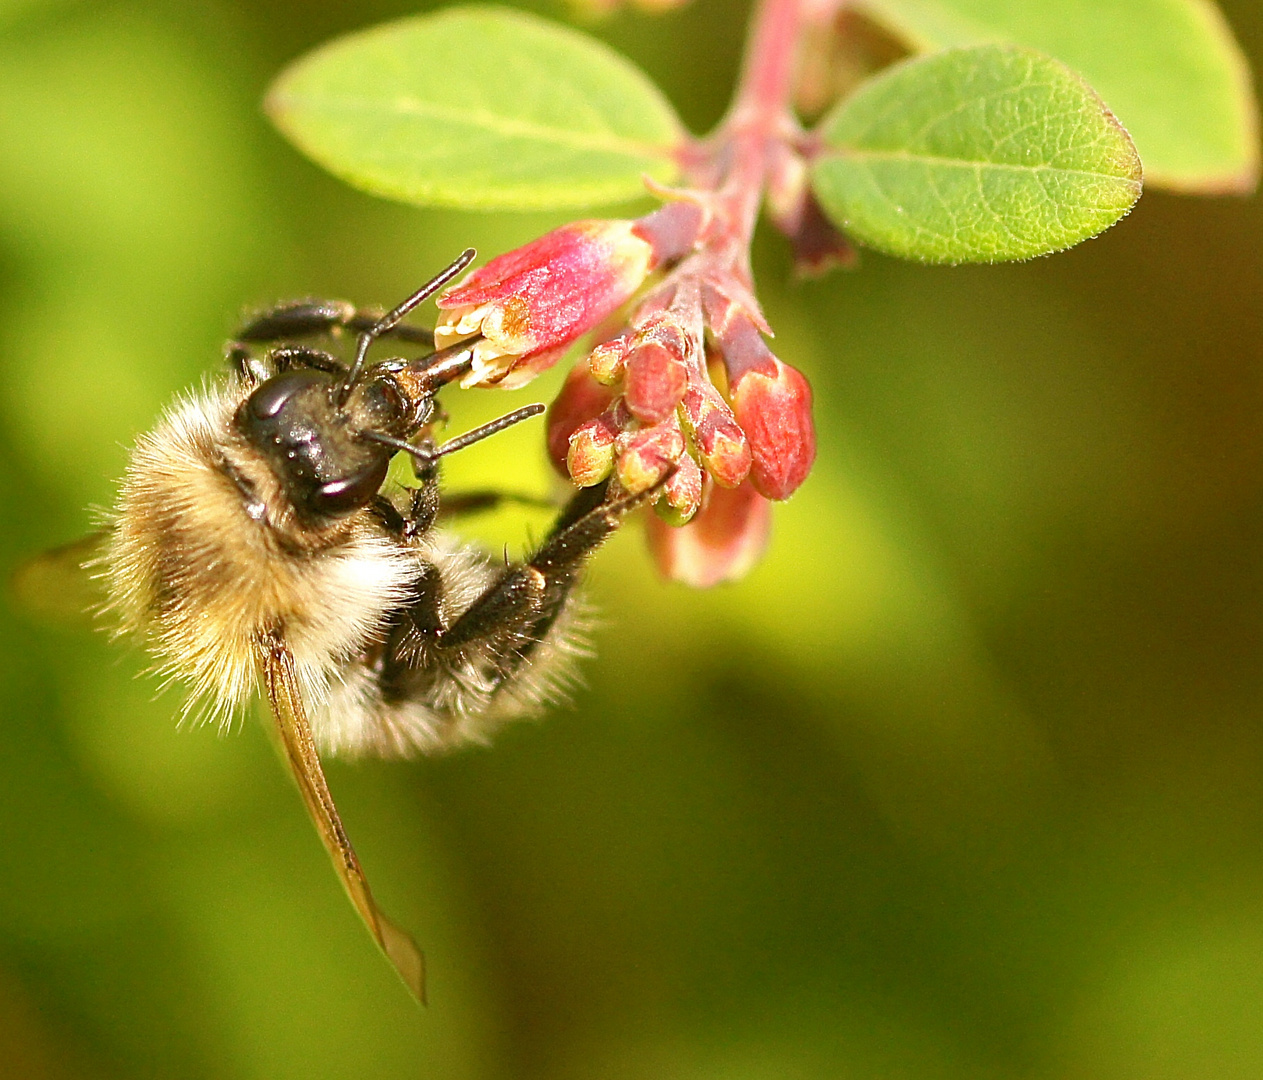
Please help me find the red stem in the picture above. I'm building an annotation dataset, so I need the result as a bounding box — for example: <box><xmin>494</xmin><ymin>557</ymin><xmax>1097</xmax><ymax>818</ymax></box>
<box><xmin>729</xmin><ymin>0</ymin><xmax>805</xmax><ymax>129</ymax></box>
<box><xmin>655</xmin><ymin>0</ymin><xmax>810</xmax><ymax>309</ymax></box>
<box><xmin>712</xmin><ymin>0</ymin><xmax>807</xmax><ymax>263</ymax></box>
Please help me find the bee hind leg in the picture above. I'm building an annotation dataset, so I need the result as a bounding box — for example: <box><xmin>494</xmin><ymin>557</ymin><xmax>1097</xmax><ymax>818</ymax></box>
<box><xmin>370</xmin><ymin>480</ymin><xmax>648</xmax><ymax>725</ymax></box>
<box><xmin>437</xmin><ymin>481</ymin><xmax>641</xmax><ymax>655</ymax></box>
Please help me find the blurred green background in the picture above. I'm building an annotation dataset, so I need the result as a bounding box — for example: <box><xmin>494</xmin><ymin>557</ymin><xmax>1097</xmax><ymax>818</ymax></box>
<box><xmin>2</xmin><ymin>0</ymin><xmax>1263</xmax><ymax>1076</ymax></box>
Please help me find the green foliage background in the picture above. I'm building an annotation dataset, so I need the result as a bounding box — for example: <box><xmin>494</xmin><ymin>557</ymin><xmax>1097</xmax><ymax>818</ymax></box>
<box><xmin>2</xmin><ymin>0</ymin><xmax>1263</xmax><ymax>1076</ymax></box>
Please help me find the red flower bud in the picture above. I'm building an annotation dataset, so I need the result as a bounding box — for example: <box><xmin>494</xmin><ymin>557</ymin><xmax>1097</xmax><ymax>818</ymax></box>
<box><xmin>546</xmin><ymin>362</ymin><xmax>616</xmax><ymax>476</ymax></box>
<box><xmin>435</xmin><ymin>220</ymin><xmax>655</xmax><ymax>388</ymax></box>
<box><xmin>729</xmin><ymin>356</ymin><xmax>816</xmax><ymax>501</ymax></box>
<box><xmin>647</xmin><ymin>481</ymin><xmax>771</xmax><ymax>587</ymax></box>
<box><xmin>624</xmin><ymin>340</ymin><xmax>688</xmax><ymax>424</ymax></box>
<box><xmin>654</xmin><ymin>452</ymin><xmax>703</xmax><ymax>526</ymax></box>
<box><xmin>615</xmin><ymin>421</ymin><xmax>685</xmax><ymax>495</ymax></box>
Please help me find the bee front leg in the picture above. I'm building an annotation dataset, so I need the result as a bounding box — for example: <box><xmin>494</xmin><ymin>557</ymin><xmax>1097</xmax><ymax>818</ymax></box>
<box><xmin>402</xmin><ymin>460</ymin><xmax>442</xmax><ymax>540</ymax></box>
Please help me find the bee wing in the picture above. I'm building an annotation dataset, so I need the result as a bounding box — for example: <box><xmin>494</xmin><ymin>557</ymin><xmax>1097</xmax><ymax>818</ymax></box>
<box><xmin>10</xmin><ymin>530</ymin><xmax>109</xmax><ymax>625</ymax></box>
<box><xmin>259</xmin><ymin>632</ymin><xmax>426</xmax><ymax>1005</ymax></box>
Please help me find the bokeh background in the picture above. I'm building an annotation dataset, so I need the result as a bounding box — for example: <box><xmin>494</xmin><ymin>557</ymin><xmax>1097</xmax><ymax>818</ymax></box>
<box><xmin>2</xmin><ymin>0</ymin><xmax>1263</xmax><ymax>1076</ymax></box>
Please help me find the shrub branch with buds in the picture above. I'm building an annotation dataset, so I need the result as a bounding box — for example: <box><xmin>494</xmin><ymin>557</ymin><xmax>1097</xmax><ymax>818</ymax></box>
<box><xmin>429</xmin><ymin>176</ymin><xmax>811</xmax><ymax>583</ymax></box>
<box><xmin>269</xmin><ymin>0</ymin><xmax>1254</xmax><ymax>582</ymax></box>
<box><xmin>419</xmin><ymin>0</ymin><xmax>836</xmax><ymax>585</ymax></box>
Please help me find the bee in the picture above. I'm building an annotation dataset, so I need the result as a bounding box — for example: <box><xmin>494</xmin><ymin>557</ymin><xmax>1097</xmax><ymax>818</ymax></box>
<box><xmin>26</xmin><ymin>250</ymin><xmax>644</xmax><ymax>1003</ymax></box>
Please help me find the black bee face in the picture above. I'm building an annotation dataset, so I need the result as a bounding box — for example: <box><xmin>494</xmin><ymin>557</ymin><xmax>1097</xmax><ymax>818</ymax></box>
<box><xmin>236</xmin><ymin>368</ymin><xmax>418</xmax><ymax>523</ymax></box>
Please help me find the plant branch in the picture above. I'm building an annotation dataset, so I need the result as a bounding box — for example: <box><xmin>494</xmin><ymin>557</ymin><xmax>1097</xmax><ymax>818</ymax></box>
<box><xmin>671</xmin><ymin>0</ymin><xmax>811</xmax><ymax>286</ymax></box>
<box><xmin>729</xmin><ymin>0</ymin><xmax>806</xmax><ymax>134</ymax></box>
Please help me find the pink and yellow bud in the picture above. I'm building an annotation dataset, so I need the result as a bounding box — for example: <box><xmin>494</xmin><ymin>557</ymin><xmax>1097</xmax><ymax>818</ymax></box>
<box><xmin>647</xmin><ymin>481</ymin><xmax>772</xmax><ymax>587</ymax></box>
<box><xmin>587</xmin><ymin>336</ymin><xmax>632</xmax><ymax>385</ymax></box>
<box><xmin>435</xmin><ymin>219</ymin><xmax>656</xmax><ymax>389</ymax></box>
<box><xmin>546</xmin><ymin>362</ymin><xmax>616</xmax><ymax>477</ymax></box>
<box><xmin>681</xmin><ymin>379</ymin><xmax>752</xmax><ymax>489</ymax></box>
<box><xmin>615</xmin><ymin>421</ymin><xmax>686</xmax><ymax>495</ymax></box>
<box><xmin>567</xmin><ymin>415</ymin><xmax>619</xmax><ymax>487</ymax></box>
<box><xmin>654</xmin><ymin>452</ymin><xmax>704</xmax><ymax>526</ymax></box>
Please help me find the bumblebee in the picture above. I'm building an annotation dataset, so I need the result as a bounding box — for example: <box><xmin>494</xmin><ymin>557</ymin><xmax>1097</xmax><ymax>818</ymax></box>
<box><xmin>52</xmin><ymin>251</ymin><xmax>643</xmax><ymax>1002</ymax></box>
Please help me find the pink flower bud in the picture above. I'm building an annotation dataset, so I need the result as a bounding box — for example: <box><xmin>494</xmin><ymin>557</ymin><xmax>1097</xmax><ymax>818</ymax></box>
<box><xmin>712</xmin><ymin>306</ymin><xmax>816</xmax><ymax>501</ymax></box>
<box><xmin>729</xmin><ymin>357</ymin><xmax>816</xmax><ymax>501</ymax></box>
<box><xmin>567</xmin><ymin>416</ymin><xmax>619</xmax><ymax>487</ymax></box>
<box><xmin>624</xmin><ymin>340</ymin><xmax>688</xmax><ymax>424</ymax></box>
<box><xmin>435</xmin><ymin>220</ymin><xmax>656</xmax><ymax>388</ymax></box>
<box><xmin>615</xmin><ymin>421</ymin><xmax>685</xmax><ymax>495</ymax></box>
<box><xmin>680</xmin><ymin>379</ymin><xmax>751</xmax><ymax>489</ymax></box>
<box><xmin>647</xmin><ymin>481</ymin><xmax>771</xmax><ymax>587</ymax></box>
<box><xmin>546</xmin><ymin>362</ymin><xmax>616</xmax><ymax>477</ymax></box>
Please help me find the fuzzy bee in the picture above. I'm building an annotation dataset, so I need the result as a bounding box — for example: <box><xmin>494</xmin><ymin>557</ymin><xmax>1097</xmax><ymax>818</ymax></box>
<box><xmin>27</xmin><ymin>250</ymin><xmax>644</xmax><ymax>1003</ymax></box>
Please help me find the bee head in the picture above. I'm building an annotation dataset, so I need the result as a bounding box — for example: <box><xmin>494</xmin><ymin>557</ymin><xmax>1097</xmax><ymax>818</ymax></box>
<box><xmin>236</xmin><ymin>368</ymin><xmax>429</xmax><ymax>524</ymax></box>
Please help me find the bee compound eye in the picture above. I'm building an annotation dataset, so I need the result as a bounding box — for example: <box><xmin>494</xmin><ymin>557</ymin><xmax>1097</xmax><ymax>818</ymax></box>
<box><xmin>246</xmin><ymin>369</ymin><xmax>326</xmax><ymax>421</ymax></box>
<box><xmin>307</xmin><ymin>455</ymin><xmax>390</xmax><ymax>518</ymax></box>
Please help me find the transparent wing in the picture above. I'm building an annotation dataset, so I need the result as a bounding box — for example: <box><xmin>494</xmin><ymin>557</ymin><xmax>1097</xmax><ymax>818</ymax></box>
<box><xmin>259</xmin><ymin>631</ymin><xmax>426</xmax><ymax>1004</ymax></box>
<box><xmin>10</xmin><ymin>531</ymin><xmax>108</xmax><ymax>625</ymax></box>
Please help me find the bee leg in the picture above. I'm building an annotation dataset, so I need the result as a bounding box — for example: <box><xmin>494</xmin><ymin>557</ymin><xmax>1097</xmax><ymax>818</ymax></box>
<box><xmin>540</xmin><ymin>479</ymin><xmax>614</xmax><ymax>537</ymax></box>
<box><xmin>234</xmin><ymin>299</ymin><xmax>434</xmax><ymax>347</ymax></box>
<box><xmin>390</xmin><ymin>479</ymin><xmax>563</xmax><ymax>539</ymax></box>
<box><xmin>267</xmin><ymin>344</ymin><xmax>347</xmax><ymax>375</ymax></box>
<box><xmin>225</xmin><ymin>341</ymin><xmax>347</xmax><ymax>382</ymax></box>
<box><xmin>401</xmin><ymin>459</ymin><xmax>442</xmax><ymax>540</ymax></box>
<box><xmin>227</xmin><ymin>343</ymin><xmax>267</xmax><ymax>383</ymax></box>
<box><xmin>372</xmin><ymin>481</ymin><xmax>642</xmax><ymax>708</ymax></box>
<box><xmin>236</xmin><ymin>299</ymin><xmax>357</xmax><ymax>342</ymax></box>
<box><xmin>436</xmin><ymin>481</ymin><xmax>638</xmax><ymax>653</ymax></box>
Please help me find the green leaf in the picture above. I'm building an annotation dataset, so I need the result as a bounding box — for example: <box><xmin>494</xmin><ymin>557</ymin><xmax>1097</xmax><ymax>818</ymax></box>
<box><xmin>855</xmin><ymin>0</ymin><xmax>1259</xmax><ymax>192</ymax></box>
<box><xmin>811</xmin><ymin>45</ymin><xmax>1143</xmax><ymax>264</ymax></box>
<box><xmin>266</xmin><ymin>5</ymin><xmax>684</xmax><ymax>211</ymax></box>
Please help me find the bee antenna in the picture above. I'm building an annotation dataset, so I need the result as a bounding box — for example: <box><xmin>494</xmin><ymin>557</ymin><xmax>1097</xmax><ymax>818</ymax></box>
<box><xmin>336</xmin><ymin>248</ymin><xmax>477</xmax><ymax>408</ymax></box>
<box><xmin>360</xmin><ymin>403</ymin><xmax>545</xmax><ymax>464</ymax></box>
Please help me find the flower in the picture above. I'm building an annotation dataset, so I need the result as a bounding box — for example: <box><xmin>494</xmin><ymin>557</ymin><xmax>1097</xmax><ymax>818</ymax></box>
<box><xmin>434</xmin><ymin>220</ymin><xmax>656</xmax><ymax>389</ymax></box>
